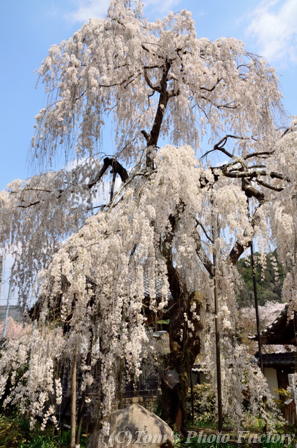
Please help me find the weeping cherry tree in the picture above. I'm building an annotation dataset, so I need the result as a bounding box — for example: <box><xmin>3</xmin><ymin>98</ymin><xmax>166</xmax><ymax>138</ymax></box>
<box><xmin>1</xmin><ymin>0</ymin><xmax>297</xmax><ymax>439</ymax></box>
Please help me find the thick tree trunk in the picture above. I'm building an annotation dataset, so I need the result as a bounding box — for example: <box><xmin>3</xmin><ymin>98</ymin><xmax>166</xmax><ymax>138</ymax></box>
<box><xmin>161</xmin><ymin>291</ymin><xmax>202</xmax><ymax>434</ymax></box>
<box><xmin>160</xmin><ymin>209</ymin><xmax>203</xmax><ymax>433</ymax></box>
<box><xmin>161</xmin><ymin>353</ymin><xmax>194</xmax><ymax>434</ymax></box>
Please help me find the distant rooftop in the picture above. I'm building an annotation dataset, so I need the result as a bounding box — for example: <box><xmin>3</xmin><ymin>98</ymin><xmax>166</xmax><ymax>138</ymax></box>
<box><xmin>252</xmin><ymin>303</ymin><xmax>297</xmax><ymax>346</ymax></box>
<box><xmin>0</xmin><ymin>305</ymin><xmax>22</xmax><ymax>323</ymax></box>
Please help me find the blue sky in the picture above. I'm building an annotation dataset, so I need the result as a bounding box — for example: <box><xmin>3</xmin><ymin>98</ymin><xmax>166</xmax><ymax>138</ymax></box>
<box><xmin>0</xmin><ymin>0</ymin><xmax>297</xmax><ymax>191</ymax></box>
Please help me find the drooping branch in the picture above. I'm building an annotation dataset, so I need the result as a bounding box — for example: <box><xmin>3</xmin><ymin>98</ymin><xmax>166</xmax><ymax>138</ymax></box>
<box><xmin>143</xmin><ymin>67</ymin><xmax>161</xmax><ymax>92</ymax></box>
<box><xmin>200</xmin><ymin>132</ymin><xmax>291</xmax><ymax>198</ymax></box>
<box><xmin>270</xmin><ymin>171</ymin><xmax>290</xmax><ymax>182</ymax></box>
<box><xmin>201</xmin><ymin>134</ymin><xmax>250</xmax><ymax>160</ymax></box>
<box><xmin>193</xmin><ymin>228</ymin><xmax>214</xmax><ymax>277</ymax></box>
<box><xmin>87</xmin><ymin>157</ymin><xmax>128</xmax><ymax>189</ymax></box>
<box><xmin>195</xmin><ymin>218</ymin><xmax>214</xmax><ymax>244</ymax></box>
<box><xmin>98</xmin><ymin>73</ymin><xmax>136</xmax><ymax>88</ymax></box>
<box><xmin>17</xmin><ymin>200</ymin><xmax>41</xmax><ymax>209</ymax></box>
<box><xmin>13</xmin><ymin>157</ymin><xmax>129</xmax><ymax>209</ymax></box>
<box><xmin>220</xmin><ymin>167</ymin><xmax>289</xmax><ymax>194</ymax></box>
<box><xmin>110</xmin><ymin>170</ymin><xmax>117</xmax><ymax>202</ymax></box>
<box><xmin>255</xmin><ymin>179</ymin><xmax>283</xmax><ymax>192</ymax></box>
<box><xmin>243</xmin><ymin>150</ymin><xmax>273</xmax><ymax>160</ymax></box>
<box><xmin>241</xmin><ymin>179</ymin><xmax>265</xmax><ymax>202</ymax></box>
<box><xmin>141</xmin><ymin>130</ymin><xmax>149</xmax><ymax>143</ymax></box>
<box><xmin>208</xmin><ymin>160</ymin><xmax>290</xmax><ymax>196</ymax></box>
<box><xmin>221</xmin><ymin>169</ymin><xmax>267</xmax><ymax>179</ymax></box>
<box><xmin>229</xmin><ymin>239</ymin><xmax>252</xmax><ymax>265</ymax></box>
<box><xmin>200</xmin><ymin>78</ymin><xmax>223</xmax><ymax>93</ymax></box>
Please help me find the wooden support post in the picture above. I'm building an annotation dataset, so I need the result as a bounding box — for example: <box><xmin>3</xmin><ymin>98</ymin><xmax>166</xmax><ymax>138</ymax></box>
<box><xmin>71</xmin><ymin>349</ymin><xmax>77</xmax><ymax>448</ymax></box>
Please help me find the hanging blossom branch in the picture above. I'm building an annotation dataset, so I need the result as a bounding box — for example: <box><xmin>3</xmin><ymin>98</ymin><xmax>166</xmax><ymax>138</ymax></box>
<box><xmin>5</xmin><ymin>157</ymin><xmax>129</xmax><ymax>210</ymax></box>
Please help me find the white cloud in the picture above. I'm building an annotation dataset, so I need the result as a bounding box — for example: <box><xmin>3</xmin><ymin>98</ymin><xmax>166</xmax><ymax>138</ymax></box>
<box><xmin>68</xmin><ymin>0</ymin><xmax>182</xmax><ymax>23</ymax></box>
<box><xmin>68</xmin><ymin>0</ymin><xmax>110</xmax><ymax>23</ymax></box>
<box><xmin>247</xmin><ymin>0</ymin><xmax>297</xmax><ymax>64</ymax></box>
<box><xmin>143</xmin><ymin>0</ymin><xmax>182</xmax><ymax>14</ymax></box>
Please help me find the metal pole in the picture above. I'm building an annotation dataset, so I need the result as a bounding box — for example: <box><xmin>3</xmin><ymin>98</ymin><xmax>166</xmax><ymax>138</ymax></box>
<box><xmin>70</xmin><ymin>348</ymin><xmax>77</xmax><ymax>448</ymax></box>
<box><xmin>0</xmin><ymin>255</ymin><xmax>3</xmax><ymax>299</ymax></box>
<box><xmin>190</xmin><ymin>369</ymin><xmax>194</xmax><ymax>424</ymax></box>
<box><xmin>2</xmin><ymin>276</ymin><xmax>12</xmax><ymax>341</ymax></box>
<box><xmin>250</xmin><ymin>241</ymin><xmax>263</xmax><ymax>372</ymax></box>
<box><xmin>213</xmin><ymin>253</ymin><xmax>223</xmax><ymax>432</ymax></box>
<box><xmin>247</xmin><ymin>199</ymin><xmax>263</xmax><ymax>372</ymax></box>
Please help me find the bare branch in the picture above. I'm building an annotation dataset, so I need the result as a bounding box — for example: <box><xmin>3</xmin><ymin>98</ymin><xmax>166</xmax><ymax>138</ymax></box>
<box><xmin>98</xmin><ymin>73</ymin><xmax>137</xmax><ymax>89</ymax></box>
<box><xmin>195</xmin><ymin>219</ymin><xmax>214</xmax><ymax>243</ymax></box>
<box><xmin>17</xmin><ymin>200</ymin><xmax>41</xmax><ymax>208</ymax></box>
<box><xmin>141</xmin><ymin>130</ymin><xmax>149</xmax><ymax>143</ymax></box>
<box><xmin>222</xmin><ymin>169</ymin><xmax>267</xmax><ymax>178</ymax></box>
<box><xmin>270</xmin><ymin>171</ymin><xmax>290</xmax><ymax>182</ymax></box>
<box><xmin>255</xmin><ymin>179</ymin><xmax>284</xmax><ymax>192</ymax></box>
<box><xmin>193</xmin><ymin>229</ymin><xmax>214</xmax><ymax>276</ymax></box>
<box><xmin>87</xmin><ymin>157</ymin><xmax>128</xmax><ymax>189</ymax></box>
<box><xmin>200</xmin><ymin>78</ymin><xmax>222</xmax><ymax>92</ymax></box>
<box><xmin>244</xmin><ymin>150</ymin><xmax>273</xmax><ymax>160</ymax></box>
<box><xmin>143</xmin><ymin>68</ymin><xmax>161</xmax><ymax>92</ymax></box>
<box><xmin>229</xmin><ymin>239</ymin><xmax>252</xmax><ymax>265</ymax></box>
<box><xmin>201</xmin><ymin>134</ymin><xmax>250</xmax><ymax>160</ymax></box>
<box><xmin>241</xmin><ymin>178</ymin><xmax>265</xmax><ymax>202</ymax></box>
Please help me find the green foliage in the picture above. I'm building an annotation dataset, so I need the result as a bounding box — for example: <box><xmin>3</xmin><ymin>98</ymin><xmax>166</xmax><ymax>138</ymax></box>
<box><xmin>236</xmin><ymin>250</ymin><xmax>286</xmax><ymax>306</ymax></box>
<box><xmin>26</xmin><ymin>435</ymin><xmax>57</xmax><ymax>448</ymax></box>
<box><xmin>153</xmin><ymin>394</ymin><xmax>163</xmax><ymax>417</ymax></box>
<box><xmin>188</xmin><ymin>383</ymin><xmax>215</xmax><ymax>425</ymax></box>
<box><xmin>0</xmin><ymin>414</ymin><xmax>88</xmax><ymax>448</ymax></box>
<box><xmin>0</xmin><ymin>414</ymin><xmax>30</xmax><ymax>448</ymax></box>
<box><xmin>273</xmin><ymin>387</ymin><xmax>292</xmax><ymax>410</ymax></box>
<box><xmin>262</xmin><ymin>442</ymin><xmax>294</xmax><ymax>448</ymax></box>
<box><xmin>176</xmin><ymin>437</ymin><xmax>295</xmax><ymax>448</ymax></box>
<box><xmin>175</xmin><ymin>434</ymin><xmax>234</xmax><ymax>448</ymax></box>
<box><xmin>156</xmin><ymin>319</ymin><xmax>170</xmax><ymax>325</ymax></box>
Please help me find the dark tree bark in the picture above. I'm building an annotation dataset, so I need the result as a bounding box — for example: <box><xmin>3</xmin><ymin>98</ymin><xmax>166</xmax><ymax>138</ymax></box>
<box><xmin>88</xmin><ymin>157</ymin><xmax>128</xmax><ymax>189</ymax></box>
<box><xmin>161</xmin><ymin>285</ymin><xmax>202</xmax><ymax>434</ymax></box>
<box><xmin>159</xmin><ymin>208</ymin><xmax>203</xmax><ymax>433</ymax></box>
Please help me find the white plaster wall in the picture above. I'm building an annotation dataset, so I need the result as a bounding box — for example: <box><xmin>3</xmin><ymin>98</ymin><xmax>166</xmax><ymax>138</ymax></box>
<box><xmin>264</xmin><ymin>367</ymin><xmax>279</xmax><ymax>399</ymax></box>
